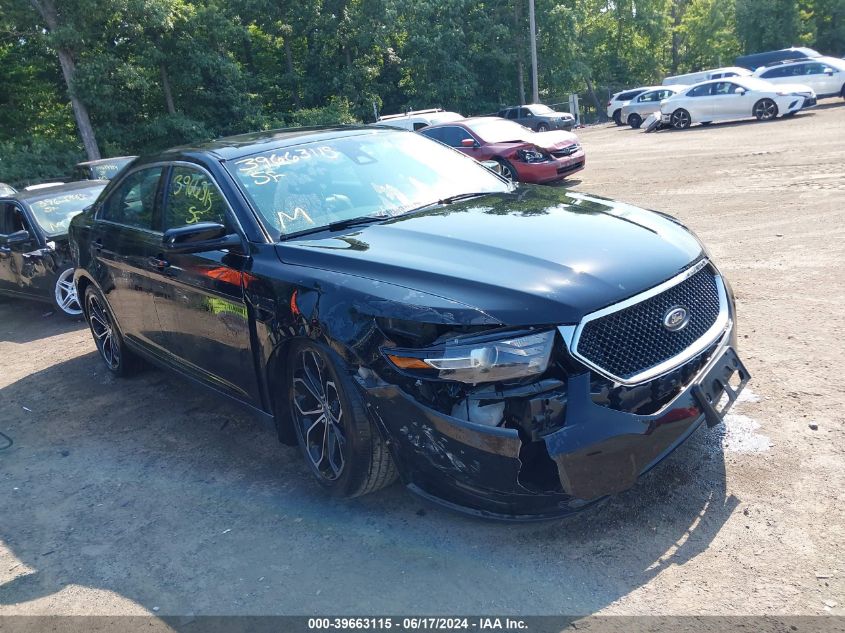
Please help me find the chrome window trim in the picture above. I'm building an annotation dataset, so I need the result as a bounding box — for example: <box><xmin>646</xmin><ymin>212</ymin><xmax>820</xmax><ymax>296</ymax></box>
<box><xmin>563</xmin><ymin>259</ymin><xmax>730</xmax><ymax>386</ymax></box>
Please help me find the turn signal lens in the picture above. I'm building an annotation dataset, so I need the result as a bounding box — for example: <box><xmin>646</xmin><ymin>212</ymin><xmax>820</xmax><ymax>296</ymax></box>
<box><xmin>386</xmin><ymin>355</ymin><xmax>430</xmax><ymax>370</ymax></box>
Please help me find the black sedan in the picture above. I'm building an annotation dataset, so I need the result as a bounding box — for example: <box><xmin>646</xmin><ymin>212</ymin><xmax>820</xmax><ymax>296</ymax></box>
<box><xmin>69</xmin><ymin>127</ymin><xmax>749</xmax><ymax>520</ymax></box>
<box><xmin>1</xmin><ymin>181</ymin><xmax>107</xmax><ymax>317</ymax></box>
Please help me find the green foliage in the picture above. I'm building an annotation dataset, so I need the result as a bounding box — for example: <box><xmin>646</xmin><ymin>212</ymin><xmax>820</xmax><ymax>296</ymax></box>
<box><xmin>0</xmin><ymin>139</ymin><xmax>84</xmax><ymax>188</ymax></box>
<box><xmin>0</xmin><ymin>0</ymin><xmax>842</xmax><ymax>182</ymax></box>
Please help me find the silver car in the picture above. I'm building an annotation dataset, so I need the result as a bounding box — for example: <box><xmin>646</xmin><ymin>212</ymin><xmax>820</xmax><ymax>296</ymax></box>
<box><xmin>621</xmin><ymin>86</ymin><xmax>688</xmax><ymax>128</ymax></box>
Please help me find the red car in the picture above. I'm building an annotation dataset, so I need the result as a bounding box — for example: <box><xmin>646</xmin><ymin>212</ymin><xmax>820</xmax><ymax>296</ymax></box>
<box><xmin>419</xmin><ymin>117</ymin><xmax>585</xmax><ymax>184</ymax></box>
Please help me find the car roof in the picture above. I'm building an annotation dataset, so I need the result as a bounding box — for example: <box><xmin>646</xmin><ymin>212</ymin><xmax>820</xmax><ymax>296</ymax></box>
<box><xmin>423</xmin><ymin>116</ymin><xmax>499</xmax><ymax>129</ymax></box>
<box><xmin>9</xmin><ymin>180</ymin><xmax>109</xmax><ymax>203</ymax></box>
<box><xmin>145</xmin><ymin>126</ymin><xmax>394</xmax><ymax>163</ymax></box>
<box><xmin>76</xmin><ymin>156</ymin><xmax>137</xmax><ymax>167</ymax></box>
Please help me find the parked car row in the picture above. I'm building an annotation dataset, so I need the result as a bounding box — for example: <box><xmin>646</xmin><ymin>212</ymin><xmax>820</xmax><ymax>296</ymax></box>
<box><xmin>609</xmin><ymin>47</ymin><xmax>844</xmax><ymax>131</ymax></box>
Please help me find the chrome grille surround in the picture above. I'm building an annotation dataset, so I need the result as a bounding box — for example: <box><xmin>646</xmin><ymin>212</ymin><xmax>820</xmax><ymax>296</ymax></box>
<box><xmin>561</xmin><ymin>259</ymin><xmax>730</xmax><ymax>386</ymax></box>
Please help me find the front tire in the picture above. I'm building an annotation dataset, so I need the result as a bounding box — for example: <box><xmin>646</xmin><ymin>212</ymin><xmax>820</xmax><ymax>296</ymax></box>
<box><xmin>670</xmin><ymin>109</ymin><xmax>691</xmax><ymax>129</ymax></box>
<box><xmin>84</xmin><ymin>285</ymin><xmax>139</xmax><ymax>376</ymax></box>
<box><xmin>53</xmin><ymin>267</ymin><xmax>83</xmax><ymax>318</ymax></box>
<box><xmin>753</xmin><ymin>98</ymin><xmax>778</xmax><ymax>121</ymax></box>
<box><xmin>628</xmin><ymin>113</ymin><xmax>642</xmax><ymax>129</ymax></box>
<box><xmin>289</xmin><ymin>340</ymin><xmax>397</xmax><ymax>498</ymax></box>
<box><xmin>494</xmin><ymin>158</ymin><xmax>517</xmax><ymax>182</ymax></box>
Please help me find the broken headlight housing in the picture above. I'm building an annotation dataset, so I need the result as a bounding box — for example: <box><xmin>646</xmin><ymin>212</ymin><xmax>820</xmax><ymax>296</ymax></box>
<box><xmin>516</xmin><ymin>147</ymin><xmax>550</xmax><ymax>163</ymax></box>
<box><xmin>385</xmin><ymin>330</ymin><xmax>555</xmax><ymax>385</ymax></box>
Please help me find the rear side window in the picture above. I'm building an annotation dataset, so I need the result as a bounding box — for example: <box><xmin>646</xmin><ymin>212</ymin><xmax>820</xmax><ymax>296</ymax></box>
<box><xmin>619</xmin><ymin>90</ymin><xmax>644</xmax><ymax>100</ymax></box>
<box><xmin>100</xmin><ymin>167</ymin><xmax>163</xmax><ymax>230</ymax></box>
<box><xmin>438</xmin><ymin>126</ymin><xmax>475</xmax><ymax>148</ymax></box>
<box><xmin>761</xmin><ymin>66</ymin><xmax>790</xmax><ymax>78</ymax></box>
<box><xmin>506</xmin><ymin>109</ymin><xmax>519</xmax><ymax>120</ymax></box>
<box><xmin>164</xmin><ymin>166</ymin><xmax>230</xmax><ymax>230</ymax></box>
<box><xmin>687</xmin><ymin>84</ymin><xmax>712</xmax><ymax>97</ymax></box>
<box><xmin>419</xmin><ymin>127</ymin><xmax>444</xmax><ymax>142</ymax></box>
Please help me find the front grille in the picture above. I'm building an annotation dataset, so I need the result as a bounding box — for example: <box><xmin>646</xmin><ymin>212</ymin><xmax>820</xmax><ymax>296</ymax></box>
<box><xmin>574</xmin><ymin>264</ymin><xmax>723</xmax><ymax>383</ymax></box>
<box><xmin>551</xmin><ymin>144</ymin><xmax>580</xmax><ymax>158</ymax></box>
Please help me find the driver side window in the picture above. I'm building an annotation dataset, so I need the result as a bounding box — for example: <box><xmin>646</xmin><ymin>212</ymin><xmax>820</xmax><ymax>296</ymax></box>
<box><xmin>0</xmin><ymin>203</ymin><xmax>30</xmax><ymax>235</ymax></box>
<box><xmin>164</xmin><ymin>166</ymin><xmax>230</xmax><ymax>231</ymax></box>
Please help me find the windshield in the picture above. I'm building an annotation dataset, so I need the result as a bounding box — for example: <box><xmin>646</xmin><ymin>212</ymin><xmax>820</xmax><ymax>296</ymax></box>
<box><xmin>227</xmin><ymin>131</ymin><xmax>509</xmax><ymax>238</ymax></box>
<box><xmin>0</xmin><ymin>183</ymin><xmax>15</xmax><ymax>196</ymax></box>
<box><xmin>88</xmin><ymin>158</ymin><xmax>134</xmax><ymax>180</ymax></box>
<box><xmin>464</xmin><ymin>118</ymin><xmax>532</xmax><ymax>143</ymax></box>
<box><xmin>28</xmin><ymin>186</ymin><xmax>106</xmax><ymax>236</ymax></box>
<box><xmin>527</xmin><ymin>104</ymin><xmax>555</xmax><ymax>115</ymax></box>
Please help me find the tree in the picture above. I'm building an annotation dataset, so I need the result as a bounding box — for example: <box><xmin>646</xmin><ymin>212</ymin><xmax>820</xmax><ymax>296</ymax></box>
<box><xmin>26</xmin><ymin>0</ymin><xmax>100</xmax><ymax>159</ymax></box>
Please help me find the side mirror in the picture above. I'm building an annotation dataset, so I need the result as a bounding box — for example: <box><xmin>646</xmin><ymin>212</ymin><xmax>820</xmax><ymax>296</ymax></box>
<box><xmin>163</xmin><ymin>222</ymin><xmax>244</xmax><ymax>254</ymax></box>
<box><xmin>461</xmin><ymin>138</ymin><xmax>477</xmax><ymax>148</ymax></box>
<box><xmin>480</xmin><ymin>160</ymin><xmax>503</xmax><ymax>175</ymax></box>
<box><xmin>824</xmin><ymin>67</ymin><xmax>834</xmax><ymax>75</ymax></box>
<box><xmin>0</xmin><ymin>230</ymin><xmax>31</xmax><ymax>247</ymax></box>
<box><xmin>736</xmin><ymin>88</ymin><xmax>746</xmax><ymax>95</ymax></box>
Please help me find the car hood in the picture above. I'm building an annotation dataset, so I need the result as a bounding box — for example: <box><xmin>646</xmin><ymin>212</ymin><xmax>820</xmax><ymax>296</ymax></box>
<box><xmin>275</xmin><ymin>186</ymin><xmax>704</xmax><ymax>325</ymax></box>
<box><xmin>531</xmin><ymin>130</ymin><xmax>579</xmax><ymax>150</ymax></box>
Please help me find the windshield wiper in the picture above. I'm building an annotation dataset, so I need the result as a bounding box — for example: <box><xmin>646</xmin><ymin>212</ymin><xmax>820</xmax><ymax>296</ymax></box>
<box><xmin>327</xmin><ymin>214</ymin><xmax>391</xmax><ymax>231</ymax></box>
<box><xmin>278</xmin><ymin>214</ymin><xmax>391</xmax><ymax>241</ymax></box>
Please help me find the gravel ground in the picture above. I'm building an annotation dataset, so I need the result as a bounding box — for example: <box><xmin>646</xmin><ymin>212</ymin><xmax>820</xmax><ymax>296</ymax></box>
<box><xmin>1</xmin><ymin>101</ymin><xmax>843</xmax><ymax>617</ymax></box>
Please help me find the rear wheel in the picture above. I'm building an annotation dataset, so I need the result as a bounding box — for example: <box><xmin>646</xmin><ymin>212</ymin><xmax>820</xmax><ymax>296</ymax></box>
<box><xmin>753</xmin><ymin>98</ymin><xmax>778</xmax><ymax>121</ymax></box>
<box><xmin>52</xmin><ymin>268</ymin><xmax>82</xmax><ymax>318</ymax></box>
<box><xmin>494</xmin><ymin>158</ymin><xmax>517</xmax><ymax>182</ymax></box>
<box><xmin>289</xmin><ymin>341</ymin><xmax>397</xmax><ymax>497</ymax></box>
<box><xmin>84</xmin><ymin>285</ymin><xmax>140</xmax><ymax>376</ymax></box>
<box><xmin>627</xmin><ymin>113</ymin><xmax>642</xmax><ymax>129</ymax></box>
<box><xmin>612</xmin><ymin>109</ymin><xmax>623</xmax><ymax>126</ymax></box>
<box><xmin>670</xmin><ymin>109</ymin><xmax>691</xmax><ymax>129</ymax></box>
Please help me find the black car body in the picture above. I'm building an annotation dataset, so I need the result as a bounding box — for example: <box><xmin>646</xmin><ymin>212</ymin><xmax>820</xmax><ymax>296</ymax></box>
<box><xmin>69</xmin><ymin>127</ymin><xmax>749</xmax><ymax>520</ymax></box>
<box><xmin>497</xmin><ymin>104</ymin><xmax>575</xmax><ymax>131</ymax></box>
<box><xmin>1</xmin><ymin>181</ymin><xmax>107</xmax><ymax>316</ymax></box>
<box><xmin>73</xmin><ymin>156</ymin><xmax>137</xmax><ymax>181</ymax></box>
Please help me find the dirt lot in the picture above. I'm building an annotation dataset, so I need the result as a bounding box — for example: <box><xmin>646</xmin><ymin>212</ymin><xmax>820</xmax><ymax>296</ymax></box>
<box><xmin>1</xmin><ymin>102</ymin><xmax>843</xmax><ymax>617</ymax></box>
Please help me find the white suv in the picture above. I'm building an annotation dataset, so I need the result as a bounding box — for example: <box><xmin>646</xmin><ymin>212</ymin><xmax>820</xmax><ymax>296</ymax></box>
<box><xmin>606</xmin><ymin>87</ymin><xmax>654</xmax><ymax>125</ymax></box>
<box><xmin>754</xmin><ymin>57</ymin><xmax>845</xmax><ymax>100</ymax></box>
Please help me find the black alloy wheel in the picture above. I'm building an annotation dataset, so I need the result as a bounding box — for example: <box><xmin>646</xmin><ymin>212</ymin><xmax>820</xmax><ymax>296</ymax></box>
<box><xmin>289</xmin><ymin>341</ymin><xmax>397</xmax><ymax>497</ymax></box>
<box><xmin>753</xmin><ymin>98</ymin><xmax>778</xmax><ymax>121</ymax></box>
<box><xmin>84</xmin><ymin>286</ymin><xmax>137</xmax><ymax>375</ymax></box>
<box><xmin>671</xmin><ymin>109</ymin><xmax>691</xmax><ymax>129</ymax></box>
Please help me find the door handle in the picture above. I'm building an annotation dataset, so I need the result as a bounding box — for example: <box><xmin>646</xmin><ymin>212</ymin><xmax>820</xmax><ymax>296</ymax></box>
<box><xmin>148</xmin><ymin>256</ymin><xmax>170</xmax><ymax>271</ymax></box>
<box><xmin>94</xmin><ymin>238</ymin><xmax>103</xmax><ymax>252</ymax></box>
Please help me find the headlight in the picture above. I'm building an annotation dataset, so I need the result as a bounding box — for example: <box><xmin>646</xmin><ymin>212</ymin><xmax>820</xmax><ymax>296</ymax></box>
<box><xmin>384</xmin><ymin>330</ymin><xmax>556</xmax><ymax>384</ymax></box>
<box><xmin>516</xmin><ymin>147</ymin><xmax>550</xmax><ymax>163</ymax></box>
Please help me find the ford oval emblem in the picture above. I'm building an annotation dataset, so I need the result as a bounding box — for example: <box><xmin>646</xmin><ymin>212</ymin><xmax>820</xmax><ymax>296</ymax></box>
<box><xmin>663</xmin><ymin>306</ymin><xmax>689</xmax><ymax>332</ymax></box>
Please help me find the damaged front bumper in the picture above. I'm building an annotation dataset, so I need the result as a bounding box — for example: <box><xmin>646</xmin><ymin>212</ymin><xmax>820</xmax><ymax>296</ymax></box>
<box><xmin>358</xmin><ymin>327</ymin><xmax>749</xmax><ymax>521</ymax></box>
